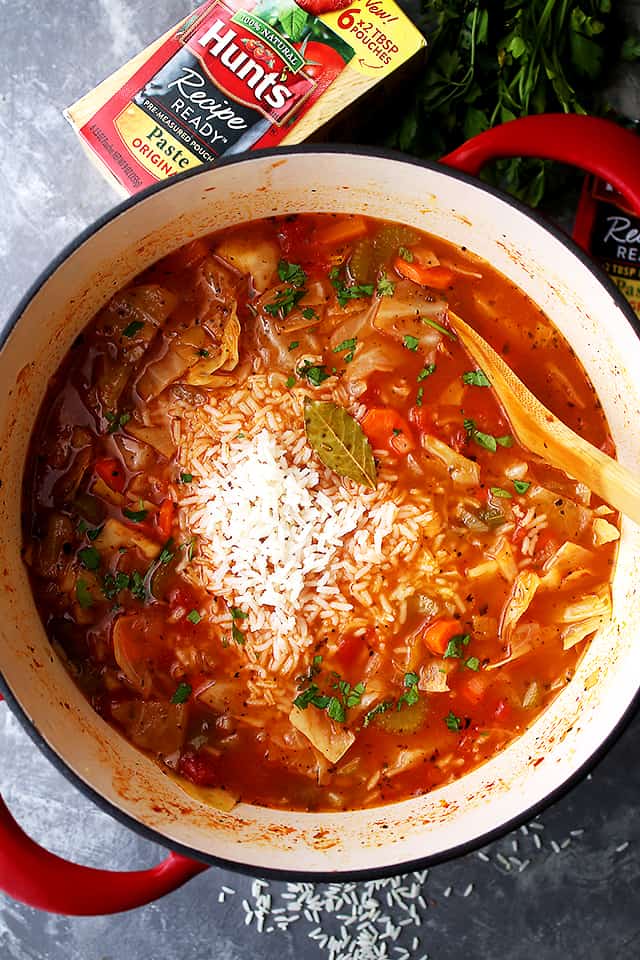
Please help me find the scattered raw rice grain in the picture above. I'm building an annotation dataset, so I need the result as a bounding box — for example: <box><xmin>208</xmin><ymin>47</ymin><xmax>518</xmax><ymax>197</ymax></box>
<box><xmin>616</xmin><ymin>841</ymin><xmax>630</xmax><ymax>853</ymax></box>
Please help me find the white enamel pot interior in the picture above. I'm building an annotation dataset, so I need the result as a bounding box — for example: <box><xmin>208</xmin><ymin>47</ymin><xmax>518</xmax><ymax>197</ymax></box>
<box><xmin>1</xmin><ymin>148</ymin><xmax>640</xmax><ymax>879</ymax></box>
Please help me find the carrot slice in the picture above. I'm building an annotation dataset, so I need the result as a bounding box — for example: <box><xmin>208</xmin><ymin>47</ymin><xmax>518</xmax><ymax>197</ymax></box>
<box><xmin>314</xmin><ymin>216</ymin><xmax>368</xmax><ymax>247</ymax></box>
<box><xmin>393</xmin><ymin>258</ymin><xmax>455</xmax><ymax>290</ymax></box>
<box><xmin>157</xmin><ymin>498</ymin><xmax>175</xmax><ymax>540</ymax></box>
<box><xmin>361</xmin><ymin>408</ymin><xmax>415</xmax><ymax>455</ymax></box>
<box><xmin>422</xmin><ymin>618</ymin><xmax>463</xmax><ymax>656</ymax></box>
<box><xmin>95</xmin><ymin>457</ymin><xmax>126</xmax><ymax>493</ymax></box>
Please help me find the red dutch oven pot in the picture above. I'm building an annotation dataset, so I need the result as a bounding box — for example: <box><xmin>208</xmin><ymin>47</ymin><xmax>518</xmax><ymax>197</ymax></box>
<box><xmin>2</xmin><ymin>114</ymin><xmax>640</xmax><ymax>915</ymax></box>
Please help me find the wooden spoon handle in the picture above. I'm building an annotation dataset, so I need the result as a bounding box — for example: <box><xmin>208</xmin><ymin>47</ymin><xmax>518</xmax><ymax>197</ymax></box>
<box><xmin>448</xmin><ymin>311</ymin><xmax>640</xmax><ymax>525</ymax></box>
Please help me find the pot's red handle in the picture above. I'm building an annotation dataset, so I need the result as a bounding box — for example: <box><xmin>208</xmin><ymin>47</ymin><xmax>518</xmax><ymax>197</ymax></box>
<box><xmin>0</xmin><ymin>696</ymin><xmax>207</xmax><ymax>915</ymax></box>
<box><xmin>0</xmin><ymin>793</ymin><xmax>208</xmax><ymax>915</ymax></box>
<box><xmin>441</xmin><ymin>114</ymin><xmax>640</xmax><ymax>228</ymax></box>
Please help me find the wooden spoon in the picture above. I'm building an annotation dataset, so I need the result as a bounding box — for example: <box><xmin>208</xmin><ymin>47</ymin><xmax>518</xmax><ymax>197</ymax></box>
<box><xmin>447</xmin><ymin>310</ymin><xmax>640</xmax><ymax>525</ymax></box>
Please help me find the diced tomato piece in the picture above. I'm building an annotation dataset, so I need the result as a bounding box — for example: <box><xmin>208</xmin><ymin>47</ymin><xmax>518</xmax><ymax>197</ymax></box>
<box><xmin>334</xmin><ymin>631</ymin><xmax>368</xmax><ymax>673</ymax></box>
<box><xmin>532</xmin><ymin>529</ymin><xmax>560</xmax><ymax>565</ymax></box>
<box><xmin>462</xmin><ymin>387</ymin><xmax>508</xmax><ymax>437</ymax></box>
<box><xmin>95</xmin><ymin>457</ymin><xmax>126</xmax><ymax>493</ymax></box>
<box><xmin>179</xmin><ymin>750</ymin><xmax>219</xmax><ymax>787</ymax></box>
<box><xmin>168</xmin><ymin>581</ymin><xmax>200</xmax><ymax>613</ymax></box>
<box><xmin>392</xmin><ymin>257</ymin><xmax>456</xmax><ymax>290</ymax></box>
<box><xmin>408</xmin><ymin>405</ymin><xmax>432</xmax><ymax>434</ymax></box>
<box><xmin>422</xmin><ymin>618</ymin><xmax>463</xmax><ymax>656</ymax></box>
<box><xmin>157</xmin><ymin>498</ymin><xmax>175</xmax><ymax>540</ymax></box>
<box><xmin>361</xmin><ymin>408</ymin><xmax>415</xmax><ymax>456</ymax></box>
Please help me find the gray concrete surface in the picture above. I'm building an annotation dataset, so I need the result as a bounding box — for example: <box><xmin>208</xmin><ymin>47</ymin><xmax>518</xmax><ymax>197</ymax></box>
<box><xmin>2</xmin><ymin>2</ymin><xmax>640</xmax><ymax>958</ymax></box>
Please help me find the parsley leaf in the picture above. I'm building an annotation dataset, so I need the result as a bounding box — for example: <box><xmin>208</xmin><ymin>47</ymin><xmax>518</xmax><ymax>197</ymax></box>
<box><xmin>416</xmin><ymin>386</ymin><xmax>424</xmax><ymax>407</ymax></box>
<box><xmin>76</xmin><ymin>578</ymin><xmax>94</xmax><ymax>609</ymax></box>
<box><xmin>122</xmin><ymin>320</ymin><xmax>145</xmax><ymax>338</ymax></box>
<box><xmin>333</xmin><ymin>337</ymin><xmax>357</xmax><ymax>355</ymax></box>
<box><xmin>123</xmin><ymin>506</ymin><xmax>147</xmax><ymax>523</ymax></box>
<box><xmin>403</xmin><ymin>334</ymin><xmax>420</xmax><ymax>351</ymax></box>
<box><xmin>363</xmin><ymin>700</ymin><xmax>393</xmax><ymax>727</ymax></box>
<box><xmin>327</xmin><ymin>697</ymin><xmax>346</xmax><ymax>723</ymax></box>
<box><xmin>158</xmin><ymin>539</ymin><xmax>175</xmax><ymax>565</ymax></box>
<box><xmin>421</xmin><ymin>315</ymin><xmax>457</xmax><ymax>341</ymax></box>
<box><xmin>464</xmin><ymin>418</ymin><xmax>514</xmax><ymax>453</ymax></box>
<box><xmin>180</xmin><ymin>473</ymin><xmax>193</xmax><ymax>484</ymax></box>
<box><xmin>329</xmin><ymin>266</ymin><xmax>374</xmax><ymax>308</ymax></box>
<box><xmin>105</xmin><ymin>410</ymin><xmax>131</xmax><ymax>434</ymax></box>
<box><xmin>465</xmin><ymin>657</ymin><xmax>480</xmax><ymax>671</ymax></box>
<box><xmin>288</xmin><ymin>340</ymin><xmax>300</xmax><ymax>351</ymax></box>
<box><xmin>513</xmin><ymin>479</ymin><xmax>531</xmax><ymax>494</ymax></box>
<box><xmin>78</xmin><ymin>546</ymin><xmax>100</xmax><ymax>571</ymax></box>
<box><xmin>397</xmin><ymin>671</ymin><xmax>420</xmax><ymax>710</ymax></box>
<box><xmin>171</xmin><ymin>682</ymin><xmax>192</xmax><ymax>704</ymax></box>
<box><xmin>231</xmin><ymin>607</ymin><xmax>248</xmax><ymax>621</ymax></box>
<box><xmin>297</xmin><ymin>361</ymin><xmax>331</xmax><ymax>387</ymax></box>
<box><xmin>445</xmin><ymin>710</ymin><xmax>463</xmax><ymax>732</ymax></box>
<box><xmin>377</xmin><ymin>274</ymin><xmax>395</xmax><ymax>297</ymax></box>
<box><xmin>277</xmin><ymin>260</ymin><xmax>306</xmax><ymax>287</ymax></box>
<box><xmin>187</xmin><ymin>609</ymin><xmax>201</xmax><ymax>624</ymax></box>
<box><xmin>301</xmin><ymin>307</ymin><xmax>318</xmax><ymax>321</ymax></box>
<box><xmin>286</xmin><ymin>375</ymin><xmax>296</xmax><ymax>388</ymax></box>
<box><xmin>130</xmin><ymin>570</ymin><xmax>146</xmax><ymax>601</ymax></box>
<box><xmin>87</xmin><ymin>525</ymin><xmax>103</xmax><ymax>542</ymax></box>
<box><xmin>398</xmin><ymin>246</ymin><xmax>414</xmax><ymax>262</ymax></box>
<box><xmin>264</xmin><ymin>287</ymin><xmax>305</xmax><ymax>318</ymax></box>
<box><xmin>418</xmin><ymin>363</ymin><xmax>436</xmax><ymax>381</ymax></box>
<box><xmin>443</xmin><ymin>634</ymin><xmax>470</xmax><ymax>659</ymax></box>
<box><xmin>490</xmin><ymin>486</ymin><xmax>512</xmax><ymax>499</ymax></box>
<box><xmin>232</xmin><ymin>622</ymin><xmax>246</xmax><ymax>645</ymax></box>
<box><xmin>462</xmin><ymin>369</ymin><xmax>491</xmax><ymax>387</ymax></box>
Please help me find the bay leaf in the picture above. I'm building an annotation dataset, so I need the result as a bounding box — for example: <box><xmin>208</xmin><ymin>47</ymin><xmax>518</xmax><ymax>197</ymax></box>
<box><xmin>304</xmin><ymin>399</ymin><xmax>377</xmax><ymax>489</ymax></box>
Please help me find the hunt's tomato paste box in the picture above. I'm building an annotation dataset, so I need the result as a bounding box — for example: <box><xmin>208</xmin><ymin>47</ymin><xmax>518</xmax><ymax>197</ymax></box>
<box><xmin>65</xmin><ymin>0</ymin><xmax>426</xmax><ymax>195</ymax></box>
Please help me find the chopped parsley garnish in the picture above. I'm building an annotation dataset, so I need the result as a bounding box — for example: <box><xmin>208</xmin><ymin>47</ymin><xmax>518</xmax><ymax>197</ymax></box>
<box><xmin>463</xmin><ymin>418</ymin><xmax>513</xmax><ymax>453</ymax></box>
<box><xmin>105</xmin><ymin>411</ymin><xmax>131</xmax><ymax>434</ymax></box>
<box><xmin>102</xmin><ymin>570</ymin><xmax>131</xmax><ymax>601</ymax></box>
<box><xmin>294</xmin><ymin>671</ymin><xmax>366</xmax><ymax>724</ymax></box>
<box><xmin>301</xmin><ymin>307</ymin><xmax>318</xmax><ymax>321</ymax></box>
<box><xmin>122</xmin><ymin>320</ymin><xmax>145</xmax><ymax>338</ymax></box>
<box><xmin>513</xmin><ymin>479</ymin><xmax>531</xmax><ymax>494</ymax></box>
<box><xmin>171</xmin><ymin>682</ymin><xmax>192</xmax><ymax>705</ymax></box>
<box><xmin>445</xmin><ymin>710</ymin><xmax>463</xmax><ymax>732</ymax></box>
<box><xmin>277</xmin><ymin>260</ymin><xmax>306</xmax><ymax>287</ymax></box>
<box><xmin>398</xmin><ymin>246</ymin><xmax>414</xmax><ymax>262</ymax></box>
<box><xmin>180</xmin><ymin>473</ymin><xmax>193</xmax><ymax>484</ymax></box>
<box><xmin>333</xmin><ymin>337</ymin><xmax>357</xmax><ymax>354</ymax></box>
<box><xmin>87</xmin><ymin>525</ymin><xmax>103</xmax><ymax>541</ymax></box>
<box><xmin>416</xmin><ymin>386</ymin><xmax>424</xmax><ymax>407</ymax></box>
<box><xmin>297</xmin><ymin>361</ymin><xmax>331</xmax><ymax>387</ymax></box>
<box><xmin>186</xmin><ymin>609</ymin><xmax>201</xmax><ymax>624</ymax></box>
<box><xmin>490</xmin><ymin>486</ymin><xmax>513</xmax><ymax>498</ymax></box>
<box><xmin>363</xmin><ymin>699</ymin><xmax>393</xmax><ymax>727</ymax></box>
<box><xmin>232</xmin><ymin>622</ymin><xmax>246</xmax><ymax>645</ymax></box>
<box><xmin>198</xmin><ymin>348</ymin><xmax>210</xmax><ymax>358</ymax></box>
<box><xmin>78</xmin><ymin>546</ymin><xmax>100</xmax><ymax>572</ymax></box>
<box><xmin>184</xmin><ymin>537</ymin><xmax>196</xmax><ymax>562</ymax></box>
<box><xmin>397</xmin><ymin>671</ymin><xmax>420</xmax><ymax>709</ymax></box>
<box><xmin>130</xmin><ymin>570</ymin><xmax>146</xmax><ymax>601</ymax></box>
<box><xmin>403</xmin><ymin>334</ymin><xmax>420</xmax><ymax>351</ymax></box>
<box><xmin>465</xmin><ymin>657</ymin><xmax>480</xmax><ymax>671</ymax></box>
<box><xmin>230</xmin><ymin>607</ymin><xmax>248</xmax><ymax>621</ymax></box>
<box><xmin>288</xmin><ymin>340</ymin><xmax>300</xmax><ymax>351</ymax></box>
<box><xmin>327</xmin><ymin>697</ymin><xmax>346</xmax><ymax>723</ymax></box>
<box><xmin>264</xmin><ymin>287</ymin><xmax>305</xmax><ymax>318</ymax></box>
<box><xmin>443</xmin><ymin>634</ymin><xmax>471</xmax><ymax>659</ymax></box>
<box><xmin>421</xmin><ymin>315</ymin><xmax>457</xmax><ymax>341</ymax></box>
<box><xmin>123</xmin><ymin>506</ymin><xmax>148</xmax><ymax>523</ymax></box>
<box><xmin>158</xmin><ymin>540</ymin><xmax>175</xmax><ymax>565</ymax></box>
<box><xmin>462</xmin><ymin>369</ymin><xmax>491</xmax><ymax>387</ymax></box>
<box><xmin>377</xmin><ymin>274</ymin><xmax>395</xmax><ymax>297</ymax></box>
<box><xmin>392</xmin><ymin>428</ymin><xmax>401</xmax><ymax>436</ymax></box>
<box><xmin>286</xmin><ymin>375</ymin><xmax>296</xmax><ymax>388</ymax></box>
<box><xmin>76</xmin><ymin>578</ymin><xmax>94</xmax><ymax>609</ymax></box>
<box><xmin>329</xmin><ymin>266</ymin><xmax>374</xmax><ymax>308</ymax></box>
<box><xmin>418</xmin><ymin>363</ymin><xmax>436</xmax><ymax>381</ymax></box>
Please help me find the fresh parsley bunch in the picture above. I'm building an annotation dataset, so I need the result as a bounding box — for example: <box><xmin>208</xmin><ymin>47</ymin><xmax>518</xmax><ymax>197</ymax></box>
<box><xmin>392</xmin><ymin>0</ymin><xmax>640</xmax><ymax>207</ymax></box>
